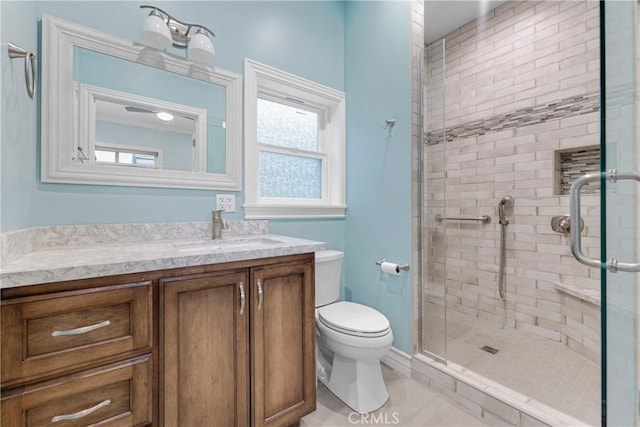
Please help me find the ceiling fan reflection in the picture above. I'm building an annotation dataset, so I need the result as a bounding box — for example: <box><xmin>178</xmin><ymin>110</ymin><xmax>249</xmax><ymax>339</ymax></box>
<box><xmin>124</xmin><ymin>106</ymin><xmax>181</xmax><ymax>122</ymax></box>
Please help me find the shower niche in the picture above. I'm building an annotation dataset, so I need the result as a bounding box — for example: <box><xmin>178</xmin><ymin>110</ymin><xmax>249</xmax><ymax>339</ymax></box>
<box><xmin>555</xmin><ymin>146</ymin><xmax>601</xmax><ymax>195</ymax></box>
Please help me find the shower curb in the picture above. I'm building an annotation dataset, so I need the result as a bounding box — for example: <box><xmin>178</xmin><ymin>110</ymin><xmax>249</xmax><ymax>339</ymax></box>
<box><xmin>381</xmin><ymin>347</ymin><xmax>413</xmax><ymax>377</ymax></box>
<box><xmin>411</xmin><ymin>353</ymin><xmax>591</xmax><ymax>427</ymax></box>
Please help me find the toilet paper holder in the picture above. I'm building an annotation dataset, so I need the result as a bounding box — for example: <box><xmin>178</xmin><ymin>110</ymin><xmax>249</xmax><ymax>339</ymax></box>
<box><xmin>375</xmin><ymin>259</ymin><xmax>410</xmax><ymax>272</ymax></box>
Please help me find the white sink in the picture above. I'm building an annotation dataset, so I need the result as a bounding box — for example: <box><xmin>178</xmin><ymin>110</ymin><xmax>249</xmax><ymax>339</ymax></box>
<box><xmin>173</xmin><ymin>236</ymin><xmax>284</xmax><ymax>252</ymax></box>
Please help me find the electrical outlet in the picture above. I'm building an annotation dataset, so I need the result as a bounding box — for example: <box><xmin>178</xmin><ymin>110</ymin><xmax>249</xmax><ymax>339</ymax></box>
<box><xmin>216</xmin><ymin>194</ymin><xmax>236</xmax><ymax>212</ymax></box>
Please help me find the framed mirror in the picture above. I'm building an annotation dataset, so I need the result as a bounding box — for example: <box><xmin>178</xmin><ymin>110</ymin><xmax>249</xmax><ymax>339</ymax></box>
<box><xmin>41</xmin><ymin>14</ymin><xmax>242</xmax><ymax>190</ymax></box>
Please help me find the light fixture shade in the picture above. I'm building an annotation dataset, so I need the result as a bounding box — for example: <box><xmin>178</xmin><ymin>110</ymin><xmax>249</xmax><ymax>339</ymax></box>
<box><xmin>188</xmin><ymin>29</ymin><xmax>215</xmax><ymax>65</ymax></box>
<box><xmin>140</xmin><ymin>12</ymin><xmax>172</xmax><ymax>50</ymax></box>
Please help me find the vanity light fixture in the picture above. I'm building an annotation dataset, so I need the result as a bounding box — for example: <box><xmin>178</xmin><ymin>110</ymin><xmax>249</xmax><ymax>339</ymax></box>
<box><xmin>139</xmin><ymin>5</ymin><xmax>216</xmax><ymax>65</ymax></box>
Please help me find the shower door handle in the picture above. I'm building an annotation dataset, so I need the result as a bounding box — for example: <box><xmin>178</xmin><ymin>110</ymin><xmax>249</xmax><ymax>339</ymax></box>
<box><xmin>570</xmin><ymin>169</ymin><xmax>640</xmax><ymax>273</ymax></box>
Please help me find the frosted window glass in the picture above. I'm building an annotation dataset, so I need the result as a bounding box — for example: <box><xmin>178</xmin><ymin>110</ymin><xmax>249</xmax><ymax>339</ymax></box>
<box><xmin>259</xmin><ymin>151</ymin><xmax>321</xmax><ymax>199</ymax></box>
<box><xmin>257</xmin><ymin>98</ymin><xmax>319</xmax><ymax>152</ymax></box>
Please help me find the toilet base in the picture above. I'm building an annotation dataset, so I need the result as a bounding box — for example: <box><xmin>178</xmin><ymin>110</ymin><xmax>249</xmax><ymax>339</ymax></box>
<box><xmin>320</xmin><ymin>353</ymin><xmax>389</xmax><ymax>414</ymax></box>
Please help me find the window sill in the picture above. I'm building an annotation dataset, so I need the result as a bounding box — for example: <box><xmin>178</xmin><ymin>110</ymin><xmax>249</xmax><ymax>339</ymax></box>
<box><xmin>243</xmin><ymin>204</ymin><xmax>347</xmax><ymax>219</ymax></box>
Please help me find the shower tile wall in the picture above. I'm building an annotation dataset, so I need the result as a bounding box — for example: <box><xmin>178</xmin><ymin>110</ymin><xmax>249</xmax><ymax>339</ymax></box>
<box><xmin>424</xmin><ymin>0</ymin><xmax>601</xmax><ymax>362</ymax></box>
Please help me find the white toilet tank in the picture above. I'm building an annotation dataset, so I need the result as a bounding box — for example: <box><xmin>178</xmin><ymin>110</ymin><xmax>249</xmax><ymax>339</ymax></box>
<box><xmin>315</xmin><ymin>250</ymin><xmax>344</xmax><ymax>307</ymax></box>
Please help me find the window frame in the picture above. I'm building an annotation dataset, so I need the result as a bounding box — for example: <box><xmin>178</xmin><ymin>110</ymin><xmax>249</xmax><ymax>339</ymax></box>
<box><xmin>243</xmin><ymin>58</ymin><xmax>346</xmax><ymax>219</ymax></box>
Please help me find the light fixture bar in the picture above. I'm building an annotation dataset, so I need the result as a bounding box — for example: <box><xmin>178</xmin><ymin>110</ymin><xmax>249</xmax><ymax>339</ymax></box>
<box><xmin>140</xmin><ymin>4</ymin><xmax>215</xmax><ymax>48</ymax></box>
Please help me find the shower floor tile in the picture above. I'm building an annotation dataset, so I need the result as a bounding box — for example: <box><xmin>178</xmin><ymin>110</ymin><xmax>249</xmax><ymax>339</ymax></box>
<box><xmin>302</xmin><ymin>365</ymin><xmax>489</xmax><ymax>426</ymax></box>
<box><xmin>424</xmin><ymin>303</ymin><xmax>601</xmax><ymax>426</ymax></box>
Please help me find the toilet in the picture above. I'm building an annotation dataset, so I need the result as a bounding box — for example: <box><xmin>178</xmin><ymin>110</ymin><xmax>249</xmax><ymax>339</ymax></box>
<box><xmin>314</xmin><ymin>250</ymin><xmax>393</xmax><ymax>414</ymax></box>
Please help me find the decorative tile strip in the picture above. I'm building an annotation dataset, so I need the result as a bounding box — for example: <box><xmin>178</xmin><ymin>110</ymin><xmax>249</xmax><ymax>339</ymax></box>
<box><xmin>426</xmin><ymin>91</ymin><xmax>600</xmax><ymax>145</ymax></box>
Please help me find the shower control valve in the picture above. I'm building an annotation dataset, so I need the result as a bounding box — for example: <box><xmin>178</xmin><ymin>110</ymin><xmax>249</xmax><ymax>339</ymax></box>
<box><xmin>551</xmin><ymin>214</ymin><xmax>584</xmax><ymax>235</ymax></box>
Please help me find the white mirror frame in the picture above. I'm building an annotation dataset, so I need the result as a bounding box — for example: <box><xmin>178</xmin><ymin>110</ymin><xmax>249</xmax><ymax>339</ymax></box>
<box><xmin>41</xmin><ymin>14</ymin><xmax>242</xmax><ymax>190</ymax></box>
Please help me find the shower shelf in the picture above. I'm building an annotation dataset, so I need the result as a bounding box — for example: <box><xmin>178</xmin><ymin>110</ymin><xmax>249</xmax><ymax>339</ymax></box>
<box><xmin>554</xmin><ymin>282</ymin><xmax>600</xmax><ymax>306</ymax></box>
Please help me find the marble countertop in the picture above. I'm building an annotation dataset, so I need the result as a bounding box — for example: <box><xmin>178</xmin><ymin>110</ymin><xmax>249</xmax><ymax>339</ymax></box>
<box><xmin>0</xmin><ymin>233</ymin><xmax>324</xmax><ymax>289</ymax></box>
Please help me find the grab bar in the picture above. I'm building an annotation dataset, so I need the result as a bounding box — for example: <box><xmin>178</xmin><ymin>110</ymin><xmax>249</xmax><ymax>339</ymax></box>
<box><xmin>435</xmin><ymin>214</ymin><xmax>491</xmax><ymax>224</ymax></box>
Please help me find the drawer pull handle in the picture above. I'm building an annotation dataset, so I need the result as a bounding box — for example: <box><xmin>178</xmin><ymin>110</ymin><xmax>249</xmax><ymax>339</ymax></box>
<box><xmin>51</xmin><ymin>320</ymin><xmax>111</xmax><ymax>337</ymax></box>
<box><xmin>239</xmin><ymin>282</ymin><xmax>245</xmax><ymax>315</ymax></box>
<box><xmin>51</xmin><ymin>399</ymin><xmax>111</xmax><ymax>422</ymax></box>
<box><xmin>256</xmin><ymin>279</ymin><xmax>264</xmax><ymax>311</ymax></box>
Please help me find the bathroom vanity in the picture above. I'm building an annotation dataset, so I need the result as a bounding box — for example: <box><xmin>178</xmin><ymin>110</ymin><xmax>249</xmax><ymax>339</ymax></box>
<box><xmin>0</xmin><ymin>227</ymin><xmax>322</xmax><ymax>426</ymax></box>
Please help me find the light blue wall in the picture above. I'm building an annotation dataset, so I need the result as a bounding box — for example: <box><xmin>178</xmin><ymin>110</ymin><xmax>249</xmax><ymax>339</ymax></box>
<box><xmin>1</xmin><ymin>0</ymin><xmax>39</xmax><ymax>235</ymax></box>
<box><xmin>0</xmin><ymin>1</ymin><xmax>346</xmax><ymax>253</ymax></box>
<box><xmin>1</xmin><ymin>0</ymin><xmax>413</xmax><ymax>352</ymax></box>
<box><xmin>344</xmin><ymin>1</ymin><xmax>413</xmax><ymax>354</ymax></box>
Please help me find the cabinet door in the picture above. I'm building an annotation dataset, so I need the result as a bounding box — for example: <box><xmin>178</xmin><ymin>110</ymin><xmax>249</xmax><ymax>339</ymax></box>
<box><xmin>161</xmin><ymin>271</ymin><xmax>249</xmax><ymax>427</ymax></box>
<box><xmin>251</xmin><ymin>259</ymin><xmax>316</xmax><ymax>427</ymax></box>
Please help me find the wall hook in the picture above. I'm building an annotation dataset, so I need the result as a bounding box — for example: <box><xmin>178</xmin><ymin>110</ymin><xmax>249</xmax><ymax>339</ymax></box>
<box><xmin>382</xmin><ymin>119</ymin><xmax>395</xmax><ymax>130</ymax></box>
<box><xmin>7</xmin><ymin>42</ymin><xmax>36</xmax><ymax>99</ymax></box>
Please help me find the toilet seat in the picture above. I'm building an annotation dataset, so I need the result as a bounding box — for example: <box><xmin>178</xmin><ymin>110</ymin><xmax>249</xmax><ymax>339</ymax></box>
<box><xmin>317</xmin><ymin>301</ymin><xmax>390</xmax><ymax>338</ymax></box>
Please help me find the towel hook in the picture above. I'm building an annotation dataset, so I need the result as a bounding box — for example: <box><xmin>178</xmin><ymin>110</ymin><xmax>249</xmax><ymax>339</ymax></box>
<box><xmin>8</xmin><ymin>42</ymin><xmax>36</xmax><ymax>99</ymax></box>
<box><xmin>383</xmin><ymin>119</ymin><xmax>395</xmax><ymax>130</ymax></box>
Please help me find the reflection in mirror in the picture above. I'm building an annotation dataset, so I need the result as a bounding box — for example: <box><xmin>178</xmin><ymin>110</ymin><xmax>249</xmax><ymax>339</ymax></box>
<box><xmin>80</xmin><ymin>84</ymin><xmax>206</xmax><ymax>172</ymax></box>
<box><xmin>94</xmin><ymin>100</ymin><xmax>194</xmax><ymax>171</ymax></box>
<box><xmin>74</xmin><ymin>46</ymin><xmax>225</xmax><ymax>174</ymax></box>
<box><xmin>41</xmin><ymin>14</ymin><xmax>242</xmax><ymax>190</ymax></box>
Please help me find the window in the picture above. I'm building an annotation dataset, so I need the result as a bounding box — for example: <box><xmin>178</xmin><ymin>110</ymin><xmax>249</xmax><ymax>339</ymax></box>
<box><xmin>95</xmin><ymin>143</ymin><xmax>162</xmax><ymax>168</ymax></box>
<box><xmin>244</xmin><ymin>59</ymin><xmax>346</xmax><ymax>219</ymax></box>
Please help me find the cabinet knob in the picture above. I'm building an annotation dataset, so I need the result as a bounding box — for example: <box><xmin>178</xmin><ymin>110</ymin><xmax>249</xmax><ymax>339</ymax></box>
<box><xmin>256</xmin><ymin>279</ymin><xmax>263</xmax><ymax>311</ymax></box>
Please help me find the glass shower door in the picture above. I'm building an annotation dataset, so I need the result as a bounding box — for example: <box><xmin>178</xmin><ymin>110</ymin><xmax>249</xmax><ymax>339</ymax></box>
<box><xmin>593</xmin><ymin>1</ymin><xmax>638</xmax><ymax>425</ymax></box>
<box><xmin>603</xmin><ymin>0</ymin><xmax>640</xmax><ymax>423</ymax></box>
<box><xmin>421</xmin><ymin>39</ymin><xmax>447</xmax><ymax>360</ymax></box>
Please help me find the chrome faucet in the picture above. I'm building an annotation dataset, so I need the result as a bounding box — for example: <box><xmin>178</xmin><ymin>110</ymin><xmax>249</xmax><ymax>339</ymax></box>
<box><xmin>211</xmin><ymin>209</ymin><xmax>226</xmax><ymax>240</ymax></box>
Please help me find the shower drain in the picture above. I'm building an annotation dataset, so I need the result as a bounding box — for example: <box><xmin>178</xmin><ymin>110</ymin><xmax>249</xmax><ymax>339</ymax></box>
<box><xmin>480</xmin><ymin>345</ymin><xmax>499</xmax><ymax>355</ymax></box>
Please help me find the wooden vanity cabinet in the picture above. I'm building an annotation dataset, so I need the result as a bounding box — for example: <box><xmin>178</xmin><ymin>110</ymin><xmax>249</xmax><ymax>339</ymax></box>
<box><xmin>160</xmin><ymin>254</ymin><xmax>316</xmax><ymax>427</ymax></box>
<box><xmin>1</xmin><ymin>252</ymin><xmax>316</xmax><ymax>427</ymax></box>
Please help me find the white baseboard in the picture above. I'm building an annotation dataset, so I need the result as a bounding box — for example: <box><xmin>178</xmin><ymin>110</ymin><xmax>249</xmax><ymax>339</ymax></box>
<box><xmin>381</xmin><ymin>347</ymin><xmax>412</xmax><ymax>377</ymax></box>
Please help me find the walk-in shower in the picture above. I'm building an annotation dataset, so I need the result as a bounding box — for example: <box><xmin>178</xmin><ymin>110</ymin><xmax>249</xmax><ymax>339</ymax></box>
<box><xmin>418</xmin><ymin>1</ymin><xmax>609</xmax><ymax>425</ymax></box>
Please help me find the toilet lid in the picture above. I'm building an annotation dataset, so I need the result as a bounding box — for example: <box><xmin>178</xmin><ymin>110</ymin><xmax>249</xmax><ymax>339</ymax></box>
<box><xmin>318</xmin><ymin>301</ymin><xmax>390</xmax><ymax>337</ymax></box>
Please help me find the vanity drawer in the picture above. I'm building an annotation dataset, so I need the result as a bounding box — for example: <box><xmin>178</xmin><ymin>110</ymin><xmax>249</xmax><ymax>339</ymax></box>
<box><xmin>1</xmin><ymin>281</ymin><xmax>152</xmax><ymax>386</ymax></box>
<box><xmin>1</xmin><ymin>355</ymin><xmax>152</xmax><ymax>427</ymax></box>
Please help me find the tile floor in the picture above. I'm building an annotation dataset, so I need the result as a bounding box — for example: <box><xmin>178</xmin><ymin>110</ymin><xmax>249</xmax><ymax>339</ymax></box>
<box><xmin>301</xmin><ymin>365</ymin><xmax>489</xmax><ymax>426</ymax></box>
<box><xmin>422</xmin><ymin>301</ymin><xmax>600</xmax><ymax>426</ymax></box>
